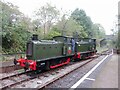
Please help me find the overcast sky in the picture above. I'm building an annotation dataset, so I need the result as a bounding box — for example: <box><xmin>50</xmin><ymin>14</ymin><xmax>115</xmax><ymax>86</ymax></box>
<box><xmin>3</xmin><ymin>0</ymin><xmax>119</xmax><ymax>35</ymax></box>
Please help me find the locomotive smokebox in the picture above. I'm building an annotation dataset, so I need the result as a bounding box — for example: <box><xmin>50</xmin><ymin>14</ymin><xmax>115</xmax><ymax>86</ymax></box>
<box><xmin>32</xmin><ymin>34</ymin><xmax>38</xmax><ymax>40</ymax></box>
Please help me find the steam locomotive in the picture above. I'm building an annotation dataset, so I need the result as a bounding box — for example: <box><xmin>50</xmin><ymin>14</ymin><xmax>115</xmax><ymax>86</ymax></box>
<box><xmin>14</xmin><ymin>34</ymin><xmax>97</xmax><ymax>71</ymax></box>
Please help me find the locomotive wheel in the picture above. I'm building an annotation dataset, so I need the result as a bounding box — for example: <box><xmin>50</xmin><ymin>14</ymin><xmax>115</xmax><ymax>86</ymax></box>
<box><xmin>14</xmin><ymin>58</ymin><xmax>18</xmax><ymax>65</ymax></box>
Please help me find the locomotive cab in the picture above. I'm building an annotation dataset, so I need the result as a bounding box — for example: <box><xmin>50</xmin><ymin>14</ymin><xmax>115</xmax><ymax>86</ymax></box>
<box><xmin>53</xmin><ymin>36</ymin><xmax>74</xmax><ymax>55</ymax></box>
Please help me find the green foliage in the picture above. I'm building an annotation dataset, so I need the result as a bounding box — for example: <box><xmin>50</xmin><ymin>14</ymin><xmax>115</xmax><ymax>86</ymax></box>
<box><xmin>71</xmin><ymin>9</ymin><xmax>93</xmax><ymax>37</ymax></box>
<box><xmin>71</xmin><ymin>8</ymin><xmax>106</xmax><ymax>39</ymax></box>
<box><xmin>92</xmin><ymin>23</ymin><xmax>106</xmax><ymax>39</ymax></box>
<box><xmin>35</xmin><ymin>3</ymin><xmax>60</xmax><ymax>36</ymax></box>
<box><xmin>112</xmin><ymin>30</ymin><xmax>120</xmax><ymax>49</ymax></box>
<box><xmin>1</xmin><ymin>1</ymin><xmax>32</xmax><ymax>53</ymax></box>
<box><xmin>44</xmin><ymin>28</ymin><xmax>61</xmax><ymax>39</ymax></box>
<box><xmin>1</xmin><ymin>1</ymin><xmax>107</xmax><ymax>54</ymax></box>
<box><xmin>53</xmin><ymin>16</ymin><xmax>88</xmax><ymax>38</ymax></box>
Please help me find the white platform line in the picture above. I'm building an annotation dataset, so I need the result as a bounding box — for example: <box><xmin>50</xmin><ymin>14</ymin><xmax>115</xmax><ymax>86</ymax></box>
<box><xmin>71</xmin><ymin>50</ymin><xmax>113</xmax><ymax>89</ymax></box>
<box><xmin>85</xmin><ymin>78</ymin><xmax>95</xmax><ymax>81</ymax></box>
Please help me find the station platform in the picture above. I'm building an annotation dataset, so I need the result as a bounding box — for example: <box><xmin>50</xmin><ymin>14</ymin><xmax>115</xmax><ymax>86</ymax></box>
<box><xmin>92</xmin><ymin>54</ymin><xmax>118</xmax><ymax>88</ymax></box>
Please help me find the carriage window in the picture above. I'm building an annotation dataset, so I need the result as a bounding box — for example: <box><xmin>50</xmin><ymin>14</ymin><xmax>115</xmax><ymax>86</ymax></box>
<box><xmin>26</xmin><ymin>43</ymin><xmax>32</xmax><ymax>56</ymax></box>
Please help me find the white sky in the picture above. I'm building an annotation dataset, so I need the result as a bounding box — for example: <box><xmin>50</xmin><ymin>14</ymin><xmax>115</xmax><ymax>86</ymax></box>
<box><xmin>3</xmin><ymin>0</ymin><xmax>119</xmax><ymax>35</ymax></box>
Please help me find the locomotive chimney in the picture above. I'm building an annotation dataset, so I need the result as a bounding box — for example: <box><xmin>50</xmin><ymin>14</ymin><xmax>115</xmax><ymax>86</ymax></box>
<box><xmin>32</xmin><ymin>34</ymin><xmax>38</xmax><ymax>40</ymax></box>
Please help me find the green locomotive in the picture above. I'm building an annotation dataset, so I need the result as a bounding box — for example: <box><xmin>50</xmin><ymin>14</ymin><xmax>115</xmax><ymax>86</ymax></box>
<box><xmin>14</xmin><ymin>35</ymin><xmax>97</xmax><ymax>71</ymax></box>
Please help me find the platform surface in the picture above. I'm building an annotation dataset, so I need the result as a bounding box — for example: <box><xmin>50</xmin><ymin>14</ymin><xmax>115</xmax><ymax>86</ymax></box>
<box><xmin>92</xmin><ymin>54</ymin><xmax>118</xmax><ymax>88</ymax></box>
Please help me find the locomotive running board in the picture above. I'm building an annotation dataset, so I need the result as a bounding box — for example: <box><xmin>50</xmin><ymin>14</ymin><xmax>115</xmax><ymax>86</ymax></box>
<box><xmin>50</xmin><ymin>58</ymin><xmax>70</xmax><ymax>69</ymax></box>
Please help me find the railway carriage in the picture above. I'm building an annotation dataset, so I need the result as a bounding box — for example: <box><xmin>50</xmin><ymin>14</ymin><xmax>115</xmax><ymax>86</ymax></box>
<box><xmin>14</xmin><ymin>34</ymin><xmax>97</xmax><ymax>71</ymax></box>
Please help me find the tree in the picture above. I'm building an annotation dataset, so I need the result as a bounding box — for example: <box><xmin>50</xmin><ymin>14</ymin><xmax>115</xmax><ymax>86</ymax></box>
<box><xmin>53</xmin><ymin>16</ymin><xmax>87</xmax><ymax>38</ymax></box>
<box><xmin>71</xmin><ymin>8</ymin><xmax>93</xmax><ymax>38</ymax></box>
<box><xmin>92</xmin><ymin>23</ymin><xmax>106</xmax><ymax>39</ymax></box>
<box><xmin>44</xmin><ymin>28</ymin><xmax>61</xmax><ymax>39</ymax></box>
<box><xmin>35</xmin><ymin>3</ymin><xmax>59</xmax><ymax>37</ymax></box>
<box><xmin>1</xmin><ymin>1</ymin><xmax>32</xmax><ymax>53</ymax></box>
<box><xmin>56</xmin><ymin>14</ymin><xmax>69</xmax><ymax>35</ymax></box>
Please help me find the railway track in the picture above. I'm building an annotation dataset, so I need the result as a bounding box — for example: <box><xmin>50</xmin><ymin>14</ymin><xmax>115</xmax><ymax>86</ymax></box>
<box><xmin>1</xmin><ymin>70</ymin><xmax>35</xmax><ymax>89</ymax></box>
<box><xmin>1</xmin><ymin>54</ymin><xmax>99</xmax><ymax>89</ymax></box>
<box><xmin>1</xmin><ymin>49</ymin><xmax>112</xmax><ymax>89</ymax></box>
